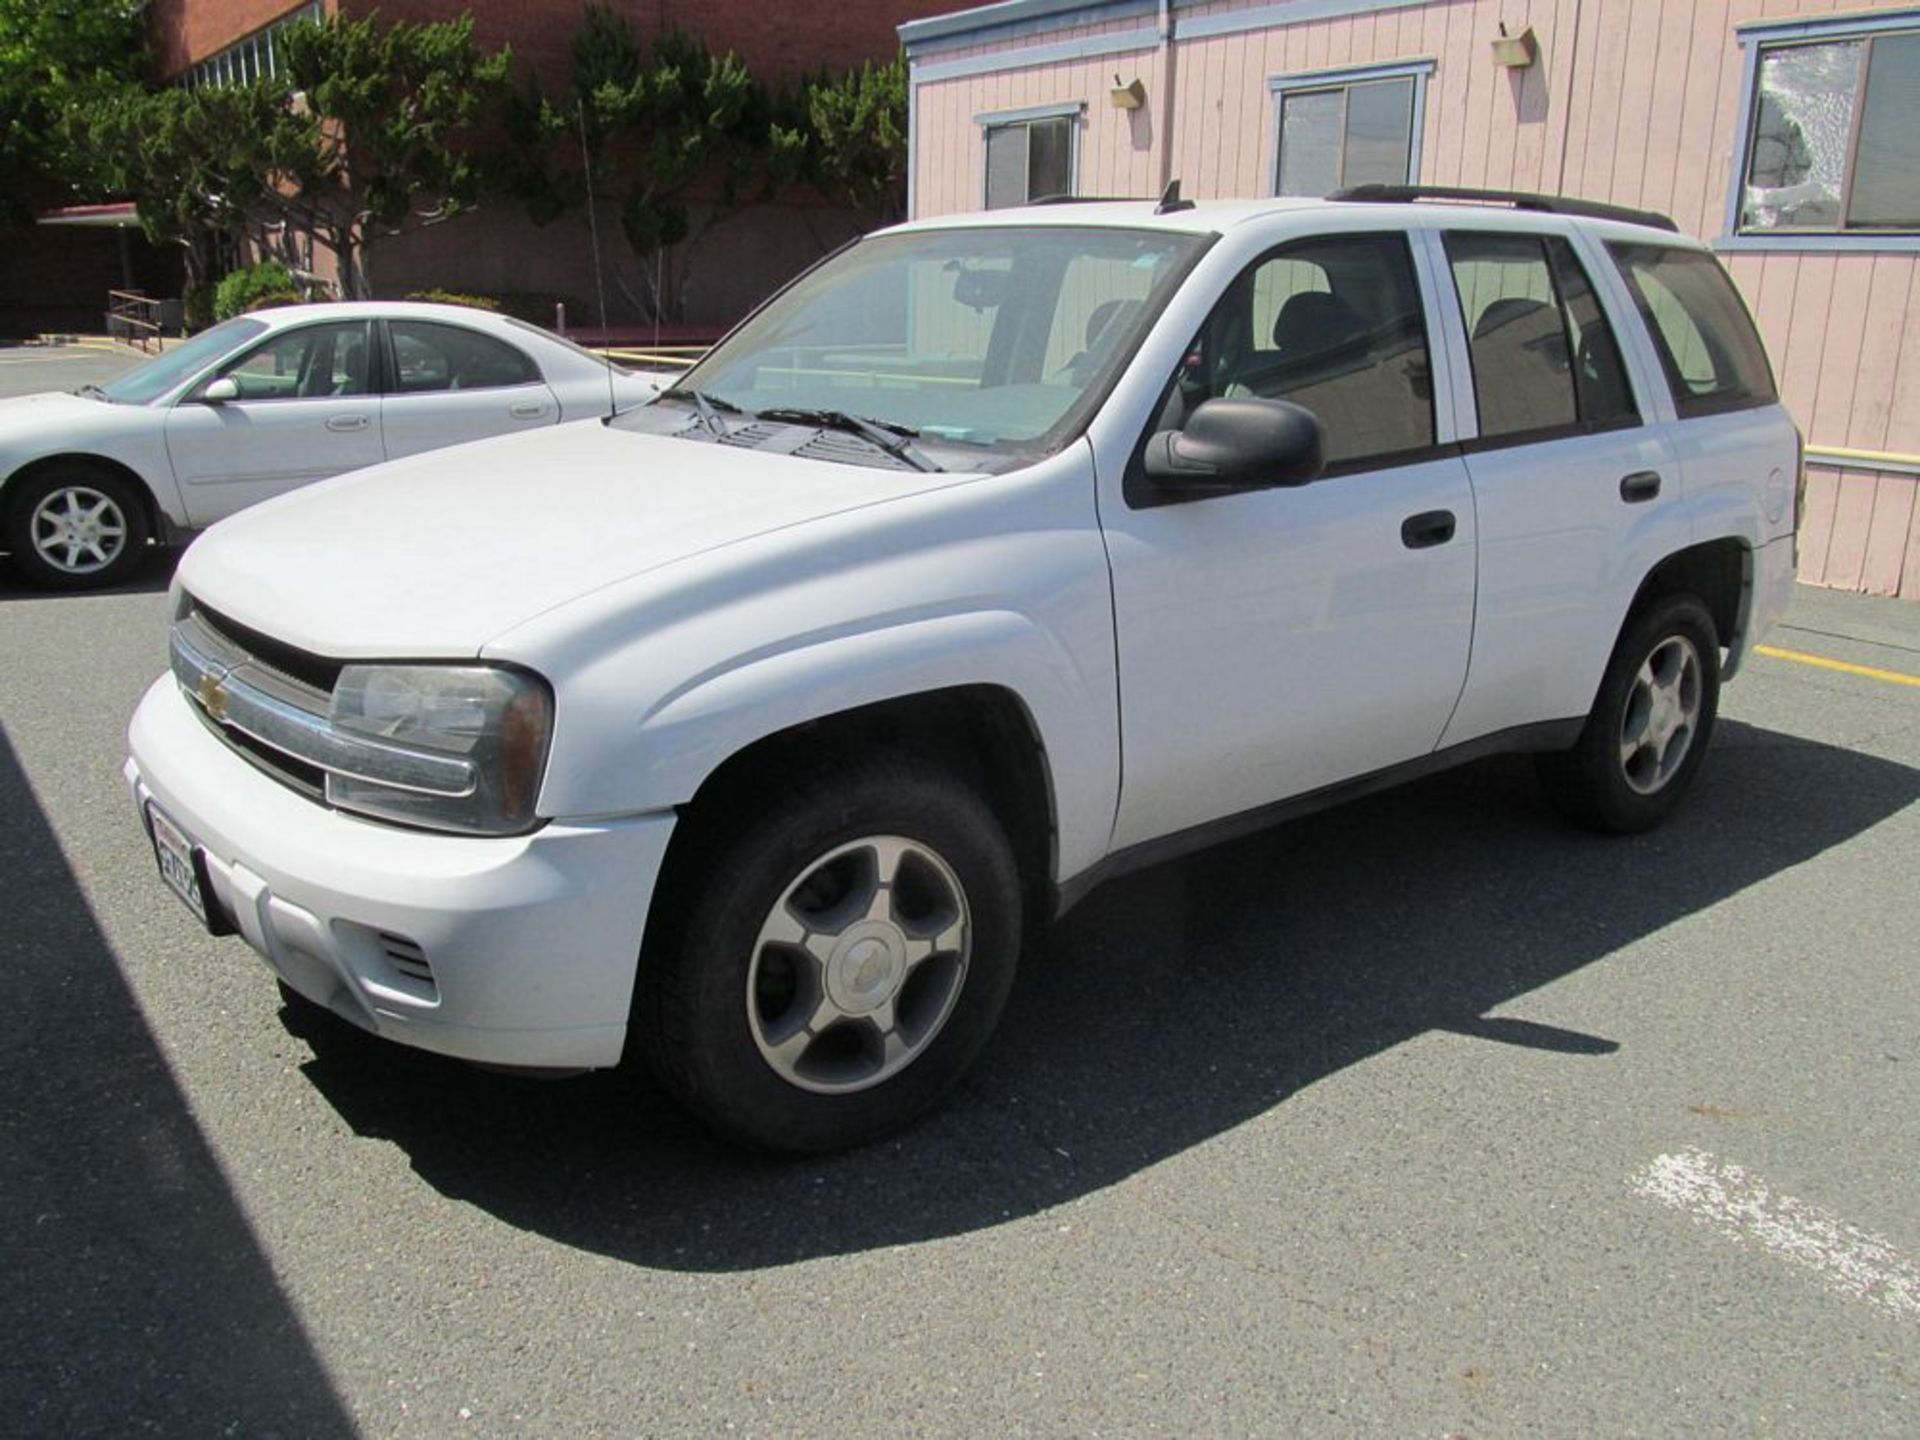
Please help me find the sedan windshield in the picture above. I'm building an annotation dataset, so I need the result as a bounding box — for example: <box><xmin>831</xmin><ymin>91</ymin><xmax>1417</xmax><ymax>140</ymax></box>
<box><xmin>620</xmin><ymin>225</ymin><xmax>1208</xmax><ymax>459</ymax></box>
<box><xmin>99</xmin><ymin>317</ymin><xmax>268</xmax><ymax>405</ymax></box>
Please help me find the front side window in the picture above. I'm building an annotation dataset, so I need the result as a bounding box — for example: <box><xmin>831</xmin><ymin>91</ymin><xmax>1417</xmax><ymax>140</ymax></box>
<box><xmin>1163</xmin><ymin>232</ymin><xmax>1433</xmax><ymax>467</ymax></box>
<box><xmin>984</xmin><ymin>115</ymin><xmax>1075</xmax><ymax>208</ymax></box>
<box><xmin>389</xmin><ymin>322</ymin><xmax>540</xmax><ymax>393</ymax></box>
<box><xmin>1274</xmin><ymin>76</ymin><xmax>1417</xmax><ymax>197</ymax></box>
<box><xmin>1445</xmin><ymin>231</ymin><xmax>1637</xmax><ymax>442</ymax></box>
<box><xmin>1738</xmin><ymin>28</ymin><xmax>1920</xmax><ymax>232</ymax></box>
<box><xmin>216</xmin><ymin>322</ymin><xmax>371</xmax><ymax>401</ymax></box>
<box><xmin>1609</xmin><ymin>244</ymin><xmax>1778</xmax><ymax>417</ymax></box>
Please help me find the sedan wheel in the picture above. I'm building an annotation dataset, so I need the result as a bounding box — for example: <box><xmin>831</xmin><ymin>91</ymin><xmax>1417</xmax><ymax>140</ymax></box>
<box><xmin>6</xmin><ymin>468</ymin><xmax>151</xmax><ymax>590</ymax></box>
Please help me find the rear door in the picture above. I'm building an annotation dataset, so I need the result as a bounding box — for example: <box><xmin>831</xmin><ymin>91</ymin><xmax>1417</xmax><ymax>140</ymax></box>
<box><xmin>163</xmin><ymin>319</ymin><xmax>382</xmax><ymax>525</ymax></box>
<box><xmin>377</xmin><ymin>319</ymin><xmax>561</xmax><ymax>462</ymax></box>
<box><xmin>1427</xmin><ymin>226</ymin><xmax>1680</xmax><ymax>746</ymax></box>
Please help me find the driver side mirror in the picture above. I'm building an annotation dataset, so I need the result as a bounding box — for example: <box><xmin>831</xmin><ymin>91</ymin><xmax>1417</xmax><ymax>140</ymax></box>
<box><xmin>1143</xmin><ymin>397</ymin><xmax>1325</xmax><ymax>495</ymax></box>
<box><xmin>198</xmin><ymin>376</ymin><xmax>240</xmax><ymax>404</ymax></box>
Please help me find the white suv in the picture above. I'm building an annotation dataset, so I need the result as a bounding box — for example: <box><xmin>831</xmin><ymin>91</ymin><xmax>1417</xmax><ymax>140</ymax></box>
<box><xmin>126</xmin><ymin>187</ymin><xmax>1800</xmax><ymax>1152</ymax></box>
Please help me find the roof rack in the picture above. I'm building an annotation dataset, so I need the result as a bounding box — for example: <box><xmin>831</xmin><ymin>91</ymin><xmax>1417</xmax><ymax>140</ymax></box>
<box><xmin>1028</xmin><ymin>193</ymin><xmax>1150</xmax><ymax>206</ymax></box>
<box><xmin>1327</xmin><ymin>184</ymin><xmax>1679</xmax><ymax>234</ymax></box>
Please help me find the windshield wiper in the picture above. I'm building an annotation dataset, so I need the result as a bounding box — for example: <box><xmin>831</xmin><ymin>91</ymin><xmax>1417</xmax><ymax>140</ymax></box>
<box><xmin>73</xmin><ymin>384</ymin><xmax>111</xmax><ymax>402</ymax></box>
<box><xmin>753</xmin><ymin>407</ymin><xmax>942</xmax><ymax>473</ymax></box>
<box><xmin>662</xmin><ymin>385</ymin><xmax>742</xmax><ymax>422</ymax></box>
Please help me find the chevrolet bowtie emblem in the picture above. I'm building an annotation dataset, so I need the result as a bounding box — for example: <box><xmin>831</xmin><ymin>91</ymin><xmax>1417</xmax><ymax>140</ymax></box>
<box><xmin>198</xmin><ymin>672</ymin><xmax>231</xmax><ymax>722</ymax></box>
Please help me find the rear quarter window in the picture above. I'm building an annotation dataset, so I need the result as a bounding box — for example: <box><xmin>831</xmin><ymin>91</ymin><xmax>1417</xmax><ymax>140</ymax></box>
<box><xmin>1606</xmin><ymin>244</ymin><xmax>1777</xmax><ymax>417</ymax></box>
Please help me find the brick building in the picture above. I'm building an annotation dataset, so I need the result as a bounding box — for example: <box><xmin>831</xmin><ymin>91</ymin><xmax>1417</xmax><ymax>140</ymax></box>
<box><xmin>135</xmin><ymin>0</ymin><xmax>955</xmax><ymax>332</ymax></box>
<box><xmin>898</xmin><ymin>0</ymin><xmax>1920</xmax><ymax>599</ymax></box>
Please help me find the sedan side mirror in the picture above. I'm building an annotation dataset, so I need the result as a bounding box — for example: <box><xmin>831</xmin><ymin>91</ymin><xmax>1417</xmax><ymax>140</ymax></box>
<box><xmin>199</xmin><ymin>376</ymin><xmax>240</xmax><ymax>404</ymax></box>
<box><xmin>1143</xmin><ymin>397</ymin><xmax>1325</xmax><ymax>494</ymax></box>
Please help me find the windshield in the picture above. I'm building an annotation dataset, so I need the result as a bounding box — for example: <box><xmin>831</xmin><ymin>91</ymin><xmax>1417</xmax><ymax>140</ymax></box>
<box><xmin>100</xmin><ymin>317</ymin><xmax>268</xmax><ymax>405</ymax></box>
<box><xmin>621</xmin><ymin>225</ymin><xmax>1208</xmax><ymax>458</ymax></box>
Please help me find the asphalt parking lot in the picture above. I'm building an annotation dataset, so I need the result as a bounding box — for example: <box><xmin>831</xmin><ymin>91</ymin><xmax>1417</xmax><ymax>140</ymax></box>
<box><xmin>3</xmin><ymin>345</ymin><xmax>1917</xmax><ymax>1436</ymax></box>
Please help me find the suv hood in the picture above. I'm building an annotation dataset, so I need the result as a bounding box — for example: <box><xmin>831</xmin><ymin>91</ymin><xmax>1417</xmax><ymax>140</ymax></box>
<box><xmin>179</xmin><ymin>422</ymin><xmax>971</xmax><ymax>658</ymax></box>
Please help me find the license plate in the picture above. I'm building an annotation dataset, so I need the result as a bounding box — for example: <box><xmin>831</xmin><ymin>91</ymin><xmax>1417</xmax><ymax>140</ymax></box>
<box><xmin>148</xmin><ymin>801</ymin><xmax>212</xmax><ymax>928</ymax></box>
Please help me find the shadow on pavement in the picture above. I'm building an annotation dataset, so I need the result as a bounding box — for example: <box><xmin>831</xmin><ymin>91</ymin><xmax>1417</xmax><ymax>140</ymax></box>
<box><xmin>289</xmin><ymin>720</ymin><xmax>1919</xmax><ymax>1273</ymax></box>
<box><xmin>0</xmin><ymin>726</ymin><xmax>354</xmax><ymax>1436</ymax></box>
<box><xmin>0</xmin><ymin>545</ymin><xmax>178</xmax><ymax>601</ymax></box>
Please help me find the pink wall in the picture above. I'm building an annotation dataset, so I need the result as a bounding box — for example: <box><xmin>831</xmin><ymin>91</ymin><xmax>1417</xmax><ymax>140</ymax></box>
<box><xmin>910</xmin><ymin>0</ymin><xmax>1920</xmax><ymax>596</ymax></box>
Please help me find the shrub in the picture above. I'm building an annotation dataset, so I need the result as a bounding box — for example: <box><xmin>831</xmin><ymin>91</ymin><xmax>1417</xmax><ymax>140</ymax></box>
<box><xmin>404</xmin><ymin>290</ymin><xmax>584</xmax><ymax>327</ymax></box>
<box><xmin>214</xmin><ymin>262</ymin><xmax>298</xmax><ymax>320</ymax></box>
<box><xmin>182</xmin><ymin>283</ymin><xmax>216</xmax><ymax>334</ymax></box>
<box><xmin>245</xmin><ymin>291</ymin><xmax>305</xmax><ymax>312</ymax></box>
<box><xmin>404</xmin><ymin>290</ymin><xmax>502</xmax><ymax>312</ymax></box>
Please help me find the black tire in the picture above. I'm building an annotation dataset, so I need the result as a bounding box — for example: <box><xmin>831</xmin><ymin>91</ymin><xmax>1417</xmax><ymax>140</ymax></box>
<box><xmin>4</xmin><ymin>464</ymin><xmax>152</xmax><ymax>590</ymax></box>
<box><xmin>1537</xmin><ymin>593</ymin><xmax>1721</xmax><ymax>833</ymax></box>
<box><xmin>636</xmin><ymin>757</ymin><xmax>1023</xmax><ymax>1153</ymax></box>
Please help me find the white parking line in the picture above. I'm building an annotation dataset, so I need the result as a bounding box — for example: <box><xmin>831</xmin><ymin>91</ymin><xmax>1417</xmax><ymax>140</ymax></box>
<box><xmin>1633</xmin><ymin>1149</ymin><xmax>1920</xmax><ymax>1321</ymax></box>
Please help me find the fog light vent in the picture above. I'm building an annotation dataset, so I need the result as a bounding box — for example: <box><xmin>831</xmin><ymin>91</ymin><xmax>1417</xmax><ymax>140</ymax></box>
<box><xmin>378</xmin><ymin>932</ymin><xmax>434</xmax><ymax>985</ymax></box>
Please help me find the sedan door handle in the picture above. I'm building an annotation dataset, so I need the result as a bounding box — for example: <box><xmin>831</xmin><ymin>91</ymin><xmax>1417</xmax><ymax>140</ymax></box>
<box><xmin>1401</xmin><ymin>509</ymin><xmax>1457</xmax><ymax>549</ymax></box>
<box><xmin>509</xmin><ymin>401</ymin><xmax>549</xmax><ymax>419</ymax></box>
<box><xmin>325</xmin><ymin>414</ymin><xmax>371</xmax><ymax>432</ymax></box>
<box><xmin>1620</xmin><ymin>470</ymin><xmax>1663</xmax><ymax>503</ymax></box>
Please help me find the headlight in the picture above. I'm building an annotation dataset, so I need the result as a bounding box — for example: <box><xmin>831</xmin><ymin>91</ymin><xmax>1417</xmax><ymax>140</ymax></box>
<box><xmin>327</xmin><ymin>664</ymin><xmax>553</xmax><ymax>836</ymax></box>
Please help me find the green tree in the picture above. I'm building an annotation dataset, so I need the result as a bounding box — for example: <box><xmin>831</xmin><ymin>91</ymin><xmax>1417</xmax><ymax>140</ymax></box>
<box><xmin>505</xmin><ymin>8</ymin><xmax>805</xmax><ymax>325</ymax></box>
<box><xmin>0</xmin><ymin>0</ymin><xmax>149</xmax><ymax>223</ymax></box>
<box><xmin>273</xmin><ymin>12</ymin><xmax>512</xmax><ymax>298</ymax></box>
<box><xmin>801</xmin><ymin>54</ymin><xmax>908</xmax><ymax>224</ymax></box>
<box><xmin>88</xmin><ymin>81</ymin><xmax>304</xmax><ymax>293</ymax></box>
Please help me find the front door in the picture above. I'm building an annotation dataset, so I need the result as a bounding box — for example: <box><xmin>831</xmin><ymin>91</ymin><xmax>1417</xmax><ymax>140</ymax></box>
<box><xmin>163</xmin><ymin>320</ymin><xmax>382</xmax><ymax>526</ymax></box>
<box><xmin>1101</xmin><ymin>231</ymin><xmax>1478</xmax><ymax>851</ymax></box>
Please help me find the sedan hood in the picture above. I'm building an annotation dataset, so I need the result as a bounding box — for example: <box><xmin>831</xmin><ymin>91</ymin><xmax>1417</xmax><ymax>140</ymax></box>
<box><xmin>178</xmin><ymin>422</ymin><xmax>967</xmax><ymax>658</ymax></box>
<box><xmin>0</xmin><ymin>390</ymin><xmax>118</xmax><ymax>437</ymax></box>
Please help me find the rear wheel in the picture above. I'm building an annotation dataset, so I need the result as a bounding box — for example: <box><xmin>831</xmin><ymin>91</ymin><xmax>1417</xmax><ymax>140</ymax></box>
<box><xmin>637</xmin><ymin>758</ymin><xmax>1022</xmax><ymax>1153</ymax></box>
<box><xmin>5</xmin><ymin>465</ymin><xmax>151</xmax><ymax>590</ymax></box>
<box><xmin>1537</xmin><ymin>594</ymin><xmax>1721</xmax><ymax>833</ymax></box>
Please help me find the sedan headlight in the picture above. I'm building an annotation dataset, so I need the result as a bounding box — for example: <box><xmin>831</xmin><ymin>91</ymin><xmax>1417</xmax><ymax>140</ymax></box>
<box><xmin>327</xmin><ymin>664</ymin><xmax>553</xmax><ymax>836</ymax></box>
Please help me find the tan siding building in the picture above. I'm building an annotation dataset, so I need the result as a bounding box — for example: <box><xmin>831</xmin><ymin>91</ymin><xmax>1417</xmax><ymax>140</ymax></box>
<box><xmin>901</xmin><ymin>0</ymin><xmax>1920</xmax><ymax>598</ymax></box>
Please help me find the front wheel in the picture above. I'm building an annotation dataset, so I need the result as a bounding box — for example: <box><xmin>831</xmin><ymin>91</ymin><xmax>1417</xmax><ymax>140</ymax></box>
<box><xmin>636</xmin><ymin>758</ymin><xmax>1023</xmax><ymax>1153</ymax></box>
<box><xmin>5</xmin><ymin>465</ymin><xmax>152</xmax><ymax>590</ymax></box>
<box><xmin>1537</xmin><ymin>594</ymin><xmax>1721</xmax><ymax>833</ymax></box>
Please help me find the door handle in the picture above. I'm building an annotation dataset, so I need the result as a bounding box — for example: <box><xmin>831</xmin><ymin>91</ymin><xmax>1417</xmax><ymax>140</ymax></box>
<box><xmin>509</xmin><ymin>401</ymin><xmax>548</xmax><ymax>419</ymax></box>
<box><xmin>1620</xmin><ymin>470</ymin><xmax>1662</xmax><ymax>503</ymax></box>
<box><xmin>1401</xmin><ymin>509</ymin><xmax>1457</xmax><ymax>549</ymax></box>
<box><xmin>326</xmin><ymin>414</ymin><xmax>371</xmax><ymax>432</ymax></box>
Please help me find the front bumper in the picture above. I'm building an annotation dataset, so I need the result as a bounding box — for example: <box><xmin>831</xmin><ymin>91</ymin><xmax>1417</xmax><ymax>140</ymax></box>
<box><xmin>126</xmin><ymin>675</ymin><xmax>675</xmax><ymax>1069</ymax></box>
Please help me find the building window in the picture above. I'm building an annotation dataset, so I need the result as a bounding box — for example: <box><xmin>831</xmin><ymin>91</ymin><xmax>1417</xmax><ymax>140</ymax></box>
<box><xmin>185</xmin><ymin>3</ymin><xmax>323</xmax><ymax>88</ymax></box>
<box><xmin>1269</xmin><ymin>62</ymin><xmax>1432</xmax><ymax>198</ymax></box>
<box><xmin>979</xmin><ymin>107</ymin><xmax>1079</xmax><ymax>209</ymax></box>
<box><xmin>1735</xmin><ymin>22</ymin><xmax>1920</xmax><ymax>234</ymax></box>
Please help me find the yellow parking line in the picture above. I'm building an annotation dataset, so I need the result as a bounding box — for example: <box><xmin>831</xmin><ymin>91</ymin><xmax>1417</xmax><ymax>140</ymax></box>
<box><xmin>1754</xmin><ymin>644</ymin><xmax>1920</xmax><ymax>689</ymax></box>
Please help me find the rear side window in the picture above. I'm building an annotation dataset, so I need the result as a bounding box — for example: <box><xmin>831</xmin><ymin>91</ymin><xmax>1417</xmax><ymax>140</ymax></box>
<box><xmin>1607</xmin><ymin>244</ymin><xmax>1777</xmax><ymax>417</ymax></box>
<box><xmin>389</xmin><ymin>321</ymin><xmax>541</xmax><ymax>394</ymax></box>
<box><xmin>1444</xmin><ymin>231</ymin><xmax>1637</xmax><ymax>443</ymax></box>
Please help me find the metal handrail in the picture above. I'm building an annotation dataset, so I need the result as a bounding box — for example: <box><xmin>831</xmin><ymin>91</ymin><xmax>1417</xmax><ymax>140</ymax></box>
<box><xmin>107</xmin><ymin>289</ymin><xmax>165</xmax><ymax>352</ymax></box>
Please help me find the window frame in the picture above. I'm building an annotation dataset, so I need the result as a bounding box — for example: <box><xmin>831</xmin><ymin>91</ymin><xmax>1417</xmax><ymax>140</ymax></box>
<box><xmin>1719</xmin><ymin>10</ymin><xmax>1920</xmax><ymax>253</ymax></box>
<box><xmin>976</xmin><ymin>102</ymin><xmax>1083</xmax><ymax>209</ymax></box>
<box><xmin>1268</xmin><ymin>60</ymin><xmax>1434</xmax><ymax>199</ymax></box>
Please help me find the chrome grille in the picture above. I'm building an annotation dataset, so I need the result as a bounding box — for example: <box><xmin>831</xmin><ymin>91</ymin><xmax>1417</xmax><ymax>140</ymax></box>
<box><xmin>171</xmin><ymin>598</ymin><xmax>476</xmax><ymax>804</ymax></box>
